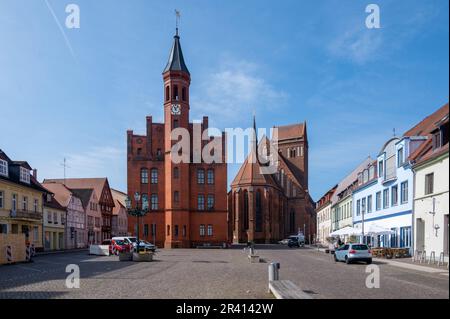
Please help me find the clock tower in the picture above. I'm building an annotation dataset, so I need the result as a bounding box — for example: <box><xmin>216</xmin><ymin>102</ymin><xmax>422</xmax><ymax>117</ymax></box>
<box><xmin>163</xmin><ymin>28</ymin><xmax>191</xmax><ymax>248</ymax></box>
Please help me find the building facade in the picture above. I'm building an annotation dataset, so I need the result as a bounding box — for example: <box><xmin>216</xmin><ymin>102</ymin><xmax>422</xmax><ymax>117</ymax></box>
<box><xmin>42</xmin><ymin>183</ymin><xmax>86</xmax><ymax>249</ymax></box>
<box><xmin>71</xmin><ymin>189</ymin><xmax>102</xmax><ymax>245</ymax></box>
<box><xmin>111</xmin><ymin>189</ymin><xmax>128</xmax><ymax>237</ymax></box>
<box><xmin>43</xmin><ymin>193</ymin><xmax>66</xmax><ymax>251</ymax></box>
<box><xmin>228</xmin><ymin>125</ymin><xmax>316</xmax><ymax>244</ymax></box>
<box><xmin>411</xmin><ymin>104</ymin><xmax>449</xmax><ymax>258</ymax></box>
<box><xmin>0</xmin><ymin>150</ymin><xmax>47</xmax><ymax>251</ymax></box>
<box><xmin>316</xmin><ymin>185</ymin><xmax>337</xmax><ymax>245</ymax></box>
<box><xmin>127</xmin><ymin>30</ymin><xmax>228</xmax><ymax>248</ymax></box>
<box><xmin>331</xmin><ymin>157</ymin><xmax>373</xmax><ymax>239</ymax></box>
<box><xmin>44</xmin><ymin>178</ymin><xmax>115</xmax><ymax>241</ymax></box>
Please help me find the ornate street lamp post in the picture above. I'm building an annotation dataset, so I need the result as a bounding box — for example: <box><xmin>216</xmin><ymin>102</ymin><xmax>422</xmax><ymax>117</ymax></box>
<box><xmin>125</xmin><ymin>192</ymin><xmax>149</xmax><ymax>252</ymax></box>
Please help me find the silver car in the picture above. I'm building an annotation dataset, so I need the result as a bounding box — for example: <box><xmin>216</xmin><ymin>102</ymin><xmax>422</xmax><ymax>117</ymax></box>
<box><xmin>334</xmin><ymin>243</ymin><xmax>372</xmax><ymax>264</ymax></box>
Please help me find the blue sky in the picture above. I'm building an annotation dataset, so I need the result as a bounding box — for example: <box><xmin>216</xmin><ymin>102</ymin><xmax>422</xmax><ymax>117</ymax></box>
<box><xmin>0</xmin><ymin>0</ymin><xmax>448</xmax><ymax>200</ymax></box>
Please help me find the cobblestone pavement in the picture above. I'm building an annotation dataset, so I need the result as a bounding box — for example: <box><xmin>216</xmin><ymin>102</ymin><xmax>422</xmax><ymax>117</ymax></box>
<box><xmin>0</xmin><ymin>246</ymin><xmax>448</xmax><ymax>299</ymax></box>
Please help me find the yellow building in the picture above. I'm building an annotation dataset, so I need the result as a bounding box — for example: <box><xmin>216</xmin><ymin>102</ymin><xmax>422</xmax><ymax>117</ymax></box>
<box><xmin>43</xmin><ymin>193</ymin><xmax>66</xmax><ymax>251</ymax></box>
<box><xmin>0</xmin><ymin>149</ymin><xmax>48</xmax><ymax>250</ymax></box>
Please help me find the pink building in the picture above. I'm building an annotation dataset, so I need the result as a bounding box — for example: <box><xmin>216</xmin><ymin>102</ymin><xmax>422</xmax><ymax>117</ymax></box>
<box><xmin>111</xmin><ymin>189</ymin><xmax>128</xmax><ymax>237</ymax></box>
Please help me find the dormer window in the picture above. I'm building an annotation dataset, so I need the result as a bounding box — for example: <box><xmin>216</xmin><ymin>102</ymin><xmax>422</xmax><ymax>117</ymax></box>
<box><xmin>0</xmin><ymin>160</ymin><xmax>8</xmax><ymax>177</ymax></box>
<box><xmin>20</xmin><ymin>167</ymin><xmax>30</xmax><ymax>184</ymax></box>
<box><xmin>397</xmin><ymin>147</ymin><xmax>404</xmax><ymax>167</ymax></box>
<box><xmin>378</xmin><ymin>161</ymin><xmax>384</xmax><ymax>178</ymax></box>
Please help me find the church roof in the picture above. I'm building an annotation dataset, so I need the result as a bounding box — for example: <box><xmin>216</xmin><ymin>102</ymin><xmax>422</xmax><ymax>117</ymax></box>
<box><xmin>274</xmin><ymin>122</ymin><xmax>306</xmax><ymax>141</ymax></box>
<box><xmin>230</xmin><ymin>136</ymin><xmax>279</xmax><ymax>189</ymax></box>
<box><xmin>163</xmin><ymin>30</ymin><xmax>190</xmax><ymax>75</ymax></box>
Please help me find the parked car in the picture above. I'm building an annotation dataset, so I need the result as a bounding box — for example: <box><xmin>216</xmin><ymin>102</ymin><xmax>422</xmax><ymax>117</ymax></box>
<box><xmin>138</xmin><ymin>240</ymin><xmax>156</xmax><ymax>252</ymax></box>
<box><xmin>110</xmin><ymin>239</ymin><xmax>131</xmax><ymax>255</ymax></box>
<box><xmin>334</xmin><ymin>243</ymin><xmax>372</xmax><ymax>264</ymax></box>
<box><xmin>278</xmin><ymin>238</ymin><xmax>290</xmax><ymax>245</ymax></box>
<box><xmin>288</xmin><ymin>235</ymin><xmax>306</xmax><ymax>248</ymax></box>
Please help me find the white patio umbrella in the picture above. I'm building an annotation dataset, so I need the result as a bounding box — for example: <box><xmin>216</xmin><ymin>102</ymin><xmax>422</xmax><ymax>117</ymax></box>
<box><xmin>366</xmin><ymin>224</ymin><xmax>394</xmax><ymax>235</ymax></box>
<box><xmin>330</xmin><ymin>226</ymin><xmax>362</xmax><ymax>237</ymax></box>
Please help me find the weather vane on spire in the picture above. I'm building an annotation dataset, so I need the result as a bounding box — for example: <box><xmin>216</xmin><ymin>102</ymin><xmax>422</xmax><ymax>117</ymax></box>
<box><xmin>175</xmin><ymin>9</ymin><xmax>181</xmax><ymax>36</ymax></box>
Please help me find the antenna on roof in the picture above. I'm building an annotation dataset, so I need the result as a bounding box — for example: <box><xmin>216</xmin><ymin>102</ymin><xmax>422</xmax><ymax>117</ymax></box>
<box><xmin>175</xmin><ymin>9</ymin><xmax>181</xmax><ymax>36</ymax></box>
<box><xmin>60</xmin><ymin>158</ymin><xmax>70</xmax><ymax>185</ymax></box>
<box><xmin>393</xmin><ymin>128</ymin><xmax>396</xmax><ymax>137</ymax></box>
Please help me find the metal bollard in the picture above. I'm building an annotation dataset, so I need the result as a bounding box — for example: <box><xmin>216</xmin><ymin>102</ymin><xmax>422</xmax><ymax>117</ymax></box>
<box><xmin>268</xmin><ymin>262</ymin><xmax>280</xmax><ymax>281</ymax></box>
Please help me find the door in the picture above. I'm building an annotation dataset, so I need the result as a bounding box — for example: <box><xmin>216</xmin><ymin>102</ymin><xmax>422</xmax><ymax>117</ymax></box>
<box><xmin>416</xmin><ymin>219</ymin><xmax>425</xmax><ymax>251</ymax></box>
<box><xmin>444</xmin><ymin>215</ymin><xmax>449</xmax><ymax>256</ymax></box>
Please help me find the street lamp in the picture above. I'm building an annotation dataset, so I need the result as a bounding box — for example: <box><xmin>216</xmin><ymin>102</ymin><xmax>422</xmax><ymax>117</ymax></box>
<box><xmin>125</xmin><ymin>192</ymin><xmax>149</xmax><ymax>252</ymax></box>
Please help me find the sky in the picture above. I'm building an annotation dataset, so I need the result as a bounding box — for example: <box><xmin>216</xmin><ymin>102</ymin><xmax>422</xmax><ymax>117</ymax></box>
<box><xmin>0</xmin><ymin>0</ymin><xmax>448</xmax><ymax>200</ymax></box>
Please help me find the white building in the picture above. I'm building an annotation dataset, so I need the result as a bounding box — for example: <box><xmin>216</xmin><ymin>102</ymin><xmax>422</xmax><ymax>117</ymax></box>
<box><xmin>316</xmin><ymin>185</ymin><xmax>336</xmax><ymax>245</ymax></box>
<box><xmin>412</xmin><ymin>106</ymin><xmax>449</xmax><ymax>260</ymax></box>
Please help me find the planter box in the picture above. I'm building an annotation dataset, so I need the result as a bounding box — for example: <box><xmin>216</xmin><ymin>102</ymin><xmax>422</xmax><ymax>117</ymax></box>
<box><xmin>89</xmin><ymin>245</ymin><xmax>110</xmax><ymax>256</ymax></box>
<box><xmin>119</xmin><ymin>252</ymin><xmax>133</xmax><ymax>261</ymax></box>
<box><xmin>132</xmin><ymin>252</ymin><xmax>154</xmax><ymax>262</ymax></box>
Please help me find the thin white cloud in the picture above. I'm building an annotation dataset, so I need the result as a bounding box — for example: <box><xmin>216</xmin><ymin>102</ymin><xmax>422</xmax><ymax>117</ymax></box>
<box><xmin>191</xmin><ymin>59</ymin><xmax>287</xmax><ymax>128</ymax></box>
<box><xmin>328</xmin><ymin>28</ymin><xmax>383</xmax><ymax>64</ymax></box>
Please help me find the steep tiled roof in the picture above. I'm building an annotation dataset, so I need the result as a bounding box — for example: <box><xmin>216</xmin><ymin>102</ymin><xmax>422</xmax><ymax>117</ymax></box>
<box><xmin>42</xmin><ymin>183</ymin><xmax>74</xmax><ymax>208</ymax></box>
<box><xmin>274</xmin><ymin>123</ymin><xmax>305</xmax><ymax>141</ymax></box>
<box><xmin>43</xmin><ymin>178</ymin><xmax>108</xmax><ymax>203</ymax></box>
<box><xmin>403</xmin><ymin>103</ymin><xmax>449</xmax><ymax>137</ymax></box>
<box><xmin>70</xmin><ymin>188</ymin><xmax>94</xmax><ymax>210</ymax></box>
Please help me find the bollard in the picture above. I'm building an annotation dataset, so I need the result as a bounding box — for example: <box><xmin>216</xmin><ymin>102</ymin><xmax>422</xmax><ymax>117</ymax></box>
<box><xmin>25</xmin><ymin>245</ymin><xmax>32</xmax><ymax>262</ymax></box>
<box><xmin>268</xmin><ymin>262</ymin><xmax>280</xmax><ymax>292</ymax></box>
<box><xmin>429</xmin><ymin>251</ymin><xmax>435</xmax><ymax>265</ymax></box>
<box><xmin>438</xmin><ymin>252</ymin><xmax>444</xmax><ymax>266</ymax></box>
<box><xmin>249</xmin><ymin>247</ymin><xmax>255</xmax><ymax>256</ymax></box>
<box><xmin>6</xmin><ymin>245</ymin><xmax>13</xmax><ymax>264</ymax></box>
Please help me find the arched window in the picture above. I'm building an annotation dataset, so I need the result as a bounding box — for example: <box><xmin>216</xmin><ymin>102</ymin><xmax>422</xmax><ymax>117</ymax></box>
<box><xmin>173</xmin><ymin>167</ymin><xmax>179</xmax><ymax>179</ymax></box>
<box><xmin>165</xmin><ymin>86</ymin><xmax>170</xmax><ymax>101</ymax></box>
<box><xmin>243</xmin><ymin>190</ymin><xmax>249</xmax><ymax>230</ymax></box>
<box><xmin>151</xmin><ymin>168</ymin><xmax>158</xmax><ymax>184</ymax></box>
<box><xmin>173</xmin><ymin>85</ymin><xmax>179</xmax><ymax>100</ymax></box>
<box><xmin>141</xmin><ymin>168</ymin><xmax>148</xmax><ymax>184</ymax></box>
<box><xmin>174</xmin><ymin>191</ymin><xmax>179</xmax><ymax>203</ymax></box>
<box><xmin>255</xmin><ymin>190</ymin><xmax>262</xmax><ymax>232</ymax></box>
<box><xmin>182</xmin><ymin>87</ymin><xmax>186</xmax><ymax>101</ymax></box>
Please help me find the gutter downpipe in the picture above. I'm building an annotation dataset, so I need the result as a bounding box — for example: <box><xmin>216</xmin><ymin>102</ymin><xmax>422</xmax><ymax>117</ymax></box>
<box><xmin>411</xmin><ymin>161</ymin><xmax>416</xmax><ymax>258</ymax></box>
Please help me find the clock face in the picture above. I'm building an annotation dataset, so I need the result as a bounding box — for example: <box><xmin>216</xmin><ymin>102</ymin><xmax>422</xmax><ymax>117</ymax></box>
<box><xmin>171</xmin><ymin>104</ymin><xmax>181</xmax><ymax>115</ymax></box>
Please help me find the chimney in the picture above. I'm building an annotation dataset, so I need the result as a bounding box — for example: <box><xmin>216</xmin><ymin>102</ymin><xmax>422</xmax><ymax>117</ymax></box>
<box><xmin>32</xmin><ymin>169</ymin><xmax>37</xmax><ymax>180</ymax></box>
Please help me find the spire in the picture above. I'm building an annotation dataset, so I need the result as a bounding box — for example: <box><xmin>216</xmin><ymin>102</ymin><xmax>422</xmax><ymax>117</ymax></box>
<box><xmin>163</xmin><ymin>18</ymin><xmax>190</xmax><ymax>75</ymax></box>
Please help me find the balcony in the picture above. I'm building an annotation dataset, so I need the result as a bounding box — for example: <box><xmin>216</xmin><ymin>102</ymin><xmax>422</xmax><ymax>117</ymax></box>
<box><xmin>10</xmin><ymin>210</ymin><xmax>43</xmax><ymax>220</ymax></box>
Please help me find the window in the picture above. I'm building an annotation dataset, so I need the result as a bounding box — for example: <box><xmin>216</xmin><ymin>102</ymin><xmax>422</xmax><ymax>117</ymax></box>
<box><xmin>47</xmin><ymin>212</ymin><xmax>52</xmax><ymax>223</ymax></box>
<box><xmin>356</xmin><ymin>200</ymin><xmax>361</xmax><ymax>216</ymax></box>
<box><xmin>367</xmin><ymin>195</ymin><xmax>372</xmax><ymax>213</ymax></box>
<box><xmin>0</xmin><ymin>224</ymin><xmax>7</xmax><ymax>234</ymax></box>
<box><xmin>207</xmin><ymin>225</ymin><xmax>213</xmax><ymax>236</ymax></box>
<box><xmin>33</xmin><ymin>226</ymin><xmax>39</xmax><ymax>243</ymax></box>
<box><xmin>383</xmin><ymin>189</ymin><xmax>389</xmax><ymax>209</ymax></box>
<box><xmin>165</xmin><ymin>86</ymin><xmax>170</xmax><ymax>101</ymax></box>
<box><xmin>376</xmin><ymin>192</ymin><xmax>381</xmax><ymax>211</ymax></box>
<box><xmin>151</xmin><ymin>194</ymin><xmax>158</xmax><ymax>210</ymax></box>
<box><xmin>0</xmin><ymin>191</ymin><xmax>3</xmax><ymax>209</ymax></box>
<box><xmin>369</xmin><ymin>166</ymin><xmax>375</xmax><ymax>180</ymax></box>
<box><xmin>174</xmin><ymin>191</ymin><xmax>179</xmax><ymax>203</ymax></box>
<box><xmin>207</xmin><ymin>194</ymin><xmax>214</xmax><ymax>210</ymax></box>
<box><xmin>0</xmin><ymin>160</ymin><xmax>8</xmax><ymax>177</ymax></box>
<box><xmin>207</xmin><ymin>169</ymin><xmax>214</xmax><ymax>184</ymax></box>
<box><xmin>144</xmin><ymin>224</ymin><xmax>149</xmax><ymax>237</ymax></box>
<box><xmin>182</xmin><ymin>87</ymin><xmax>186</xmax><ymax>101</ymax></box>
<box><xmin>174</xmin><ymin>225</ymin><xmax>179</xmax><ymax>237</ymax></box>
<box><xmin>20</xmin><ymin>167</ymin><xmax>30</xmax><ymax>184</ymax></box>
<box><xmin>401</xmin><ymin>181</ymin><xmax>408</xmax><ymax>204</ymax></box>
<box><xmin>141</xmin><ymin>168</ymin><xmax>148</xmax><ymax>184</ymax></box>
<box><xmin>151</xmin><ymin>168</ymin><xmax>158</xmax><ymax>184</ymax></box>
<box><xmin>22</xmin><ymin>196</ymin><xmax>28</xmax><ymax>211</ymax></box>
<box><xmin>378</xmin><ymin>161</ymin><xmax>384</xmax><ymax>178</ymax></box>
<box><xmin>34</xmin><ymin>199</ymin><xmax>38</xmax><ymax>212</ymax></box>
<box><xmin>198</xmin><ymin>194</ymin><xmax>205</xmax><ymax>210</ymax></box>
<box><xmin>199</xmin><ymin>224</ymin><xmax>205</xmax><ymax>237</ymax></box>
<box><xmin>53</xmin><ymin>212</ymin><xmax>58</xmax><ymax>224</ymax></box>
<box><xmin>167</xmin><ymin>225</ymin><xmax>170</xmax><ymax>236</ymax></box>
<box><xmin>391</xmin><ymin>185</ymin><xmax>398</xmax><ymax>206</ymax></box>
<box><xmin>173</xmin><ymin>85</ymin><xmax>179</xmax><ymax>100</ymax></box>
<box><xmin>363</xmin><ymin>170</ymin><xmax>369</xmax><ymax>183</ymax></box>
<box><xmin>174</xmin><ymin>167</ymin><xmax>179</xmax><ymax>179</ymax></box>
<box><xmin>433</xmin><ymin>131</ymin><xmax>441</xmax><ymax>150</ymax></box>
<box><xmin>361</xmin><ymin>198</ymin><xmax>366</xmax><ymax>214</ymax></box>
<box><xmin>400</xmin><ymin>226</ymin><xmax>412</xmax><ymax>248</ymax></box>
<box><xmin>182</xmin><ymin>225</ymin><xmax>186</xmax><ymax>237</ymax></box>
<box><xmin>197</xmin><ymin>169</ymin><xmax>205</xmax><ymax>184</ymax></box>
<box><xmin>397</xmin><ymin>148</ymin><xmax>404</xmax><ymax>167</ymax></box>
<box><xmin>141</xmin><ymin>194</ymin><xmax>148</xmax><ymax>209</ymax></box>
<box><xmin>425</xmin><ymin>173</ymin><xmax>434</xmax><ymax>195</ymax></box>
<box><xmin>173</xmin><ymin>119</ymin><xmax>179</xmax><ymax>129</ymax></box>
